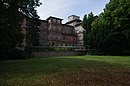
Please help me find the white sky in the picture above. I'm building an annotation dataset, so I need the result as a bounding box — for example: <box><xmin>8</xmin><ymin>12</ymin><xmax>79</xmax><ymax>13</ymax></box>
<box><xmin>36</xmin><ymin>0</ymin><xmax>109</xmax><ymax>23</ymax></box>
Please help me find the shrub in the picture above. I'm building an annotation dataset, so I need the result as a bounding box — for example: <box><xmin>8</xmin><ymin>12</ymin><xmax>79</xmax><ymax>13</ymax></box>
<box><xmin>0</xmin><ymin>49</ymin><xmax>31</xmax><ymax>60</ymax></box>
<box><xmin>26</xmin><ymin>46</ymin><xmax>74</xmax><ymax>52</ymax></box>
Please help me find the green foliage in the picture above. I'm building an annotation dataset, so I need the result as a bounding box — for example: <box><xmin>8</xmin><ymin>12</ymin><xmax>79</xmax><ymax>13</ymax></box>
<box><xmin>82</xmin><ymin>14</ymin><xmax>88</xmax><ymax>31</ymax></box>
<box><xmin>0</xmin><ymin>0</ymin><xmax>41</xmax><ymax>59</ymax></box>
<box><xmin>83</xmin><ymin>0</ymin><xmax>130</xmax><ymax>55</ymax></box>
<box><xmin>26</xmin><ymin>18</ymin><xmax>40</xmax><ymax>46</ymax></box>
<box><xmin>0</xmin><ymin>1</ymin><xmax>24</xmax><ymax>52</ymax></box>
<box><xmin>27</xmin><ymin>47</ymin><xmax>74</xmax><ymax>52</ymax></box>
<box><xmin>82</xmin><ymin>12</ymin><xmax>97</xmax><ymax>51</ymax></box>
<box><xmin>0</xmin><ymin>48</ymin><xmax>31</xmax><ymax>60</ymax></box>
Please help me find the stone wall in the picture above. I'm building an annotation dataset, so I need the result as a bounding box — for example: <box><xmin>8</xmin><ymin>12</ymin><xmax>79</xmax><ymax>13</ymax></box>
<box><xmin>33</xmin><ymin>51</ymin><xmax>86</xmax><ymax>57</ymax></box>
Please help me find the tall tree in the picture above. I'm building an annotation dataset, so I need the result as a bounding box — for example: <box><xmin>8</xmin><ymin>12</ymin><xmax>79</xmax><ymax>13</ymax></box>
<box><xmin>0</xmin><ymin>0</ymin><xmax>41</xmax><ymax>54</ymax></box>
<box><xmin>26</xmin><ymin>17</ymin><xmax>40</xmax><ymax>46</ymax></box>
<box><xmin>82</xmin><ymin>14</ymin><xmax>88</xmax><ymax>31</ymax></box>
<box><xmin>82</xmin><ymin>14</ymin><xmax>88</xmax><ymax>49</ymax></box>
<box><xmin>91</xmin><ymin>0</ymin><xmax>130</xmax><ymax>55</ymax></box>
<box><xmin>82</xmin><ymin>12</ymin><xmax>97</xmax><ymax>52</ymax></box>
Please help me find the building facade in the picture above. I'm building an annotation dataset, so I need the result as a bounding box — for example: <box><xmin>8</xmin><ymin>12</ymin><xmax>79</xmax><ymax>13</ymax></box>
<box><xmin>20</xmin><ymin>15</ymin><xmax>84</xmax><ymax>50</ymax></box>
<box><xmin>66</xmin><ymin>15</ymin><xmax>84</xmax><ymax>49</ymax></box>
<box><xmin>39</xmin><ymin>16</ymin><xmax>77</xmax><ymax>47</ymax></box>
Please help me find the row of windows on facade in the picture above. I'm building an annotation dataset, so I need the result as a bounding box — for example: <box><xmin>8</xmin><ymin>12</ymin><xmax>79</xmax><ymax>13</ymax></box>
<box><xmin>41</xmin><ymin>26</ymin><xmax>75</xmax><ymax>34</ymax></box>
<box><xmin>48</xmin><ymin>19</ymin><xmax>61</xmax><ymax>23</ymax></box>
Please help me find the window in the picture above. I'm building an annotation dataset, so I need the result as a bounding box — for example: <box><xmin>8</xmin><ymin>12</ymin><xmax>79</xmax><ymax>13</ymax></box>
<box><xmin>52</xmin><ymin>35</ymin><xmax>55</xmax><ymax>40</ymax></box>
<box><xmin>66</xmin><ymin>30</ymin><xmax>69</xmax><ymax>34</ymax></box>
<box><xmin>63</xmin><ymin>29</ymin><xmax>65</xmax><ymax>33</ymax></box>
<box><xmin>77</xmin><ymin>30</ymin><xmax>79</xmax><ymax>33</ymax></box>
<box><xmin>45</xmin><ymin>26</ymin><xmax>47</xmax><ymax>29</ymax></box>
<box><xmin>52</xmin><ymin>42</ymin><xmax>55</xmax><ymax>46</ymax></box>
<box><xmin>57</xmin><ymin>20</ymin><xmax>61</xmax><ymax>23</ymax></box>
<box><xmin>53</xmin><ymin>19</ymin><xmax>56</xmax><ymax>22</ymax></box>
<box><xmin>58</xmin><ymin>27</ymin><xmax>61</xmax><ymax>31</ymax></box>
<box><xmin>53</xmin><ymin>26</ymin><xmax>56</xmax><ymax>31</ymax></box>
<box><xmin>71</xmin><ymin>37</ymin><xmax>73</xmax><ymax>41</ymax></box>
<box><xmin>63</xmin><ymin>44</ymin><xmax>65</xmax><ymax>46</ymax></box>
<box><xmin>57</xmin><ymin>35</ymin><xmax>60</xmax><ymax>40</ymax></box>
<box><xmin>48</xmin><ymin>35</ymin><xmax>51</xmax><ymax>39</ymax></box>
<box><xmin>45</xmin><ymin>35</ymin><xmax>48</xmax><ymax>40</ymax></box>
<box><xmin>49</xmin><ymin>26</ymin><xmax>52</xmax><ymax>30</ymax></box>
<box><xmin>63</xmin><ymin>36</ymin><xmax>65</xmax><ymax>40</ymax></box>
<box><xmin>57</xmin><ymin>43</ymin><xmax>60</xmax><ymax>46</ymax></box>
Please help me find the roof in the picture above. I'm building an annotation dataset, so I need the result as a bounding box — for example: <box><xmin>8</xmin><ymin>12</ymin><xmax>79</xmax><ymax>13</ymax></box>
<box><xmin>46</xmin><ymin>16</ymin><xmax>63</xmax><ymax>20</ymax></box>
<box><xmin>39</xmin><ymin>19</ymin><xmax>48</xmax><ymax>23</ymax></box>
<box><xmin>68</xmin><ymin>15</ymin><xmax>80</xmax><ymax>18</ymax></box>
<box><xmin>75</xmin><ymin>22</ymin><xmax>82</xmax><ymax>27</ymax></box>
<box><xmin>65</xmin><ymin>19</ymin><xmax>82</xmax><ymax>24</ymax></box>
<box><xmin>62</xmin><ymin>24</ymin><xmax>74</xmax><ymax>28</ymax></box>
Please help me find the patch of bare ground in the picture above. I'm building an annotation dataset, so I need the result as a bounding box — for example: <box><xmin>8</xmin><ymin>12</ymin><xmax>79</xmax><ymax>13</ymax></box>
<box><xmin>37</xmin><ymin>68</ymin><xmax>130</xmax><ymax>86</ymax></box>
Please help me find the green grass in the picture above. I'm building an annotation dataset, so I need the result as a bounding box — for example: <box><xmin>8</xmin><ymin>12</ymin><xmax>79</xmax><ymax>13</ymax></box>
<box><xmin>0</xmin><ymin>55</ymin><xmax>130</xmax><ymax>86</ymax></box>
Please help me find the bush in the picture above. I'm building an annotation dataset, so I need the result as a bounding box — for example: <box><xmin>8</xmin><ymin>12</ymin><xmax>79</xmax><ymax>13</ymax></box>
<box><xmin>0</xmin><ymin>49</ymin><xmax>31</xmax><ymax>60</ymax></box>
<box><xmin>26</xmin><ymin>46</ymin><xmax>74</xmax><ymax>52</ymax></box>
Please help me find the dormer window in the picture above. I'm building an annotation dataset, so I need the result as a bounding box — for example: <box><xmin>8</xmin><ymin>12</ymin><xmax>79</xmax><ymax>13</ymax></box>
<box><xmin>53</xmin><ymin>19</ymin><xmax>56</xmax><ymax>22</ymax></box>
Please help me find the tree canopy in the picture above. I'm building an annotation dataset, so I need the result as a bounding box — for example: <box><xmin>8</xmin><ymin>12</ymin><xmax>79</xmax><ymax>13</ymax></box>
<box><xmin>0</xmin><ymin>0</ymin><xmax>41</xmax><ymax>58</ymax></box>
<box><xmin>82</xmin><ymin>12</ymin><xmax>97</xmax><ymax>52</ymax></box>
<box><xmin>82</xmin><ymin>0</ymin><xmax>130</xmax><ymax>55</ymax></box>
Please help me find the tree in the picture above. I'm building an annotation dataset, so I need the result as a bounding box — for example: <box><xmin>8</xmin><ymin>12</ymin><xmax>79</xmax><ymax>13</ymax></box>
<box><xmin>82</xmin><ymin>14</ymin><xmax>88</xmax><ymax>31</ymax></box>
<box><xmin>82</xmin><ymin>14</ymin><xmax>88</xmax><ymax>49</ymax></box>
<box><xmin>0</xmin><ymin>0</ymin><xmax>41</xmax><ymax>58</ymax></box>
<box><xmin>91</xmin><ymin>0</ymin><xmax>130</xmax><ymax>55</ymax></box>
<box><xmin>82</xmin><ymin>12</ymin><xmax>97</xmax><ymax>53</ymax></box>
<box><xmin>26</xmin><ymin>18</ymin><xmax>40</xmax><ymax>46</ymax></box>
<box><xmin>91</xmin><ymin>13</ymin><xmax>111</xmax><ymax>54</ymax></box>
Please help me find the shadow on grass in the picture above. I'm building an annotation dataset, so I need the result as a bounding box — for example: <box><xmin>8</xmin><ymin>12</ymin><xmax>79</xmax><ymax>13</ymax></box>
<box><xmin>0</xmin><ymin>57</ymin><xmax>129</xmax><ymax>76</ymax></box>
<box><xmin>0</xmin><ymin>57</ymin><xmax>130</xmax><ymax>85</ymax></box>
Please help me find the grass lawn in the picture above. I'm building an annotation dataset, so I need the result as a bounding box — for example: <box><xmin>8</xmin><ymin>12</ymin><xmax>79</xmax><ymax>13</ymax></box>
<box><xmin>0</xmin><ymin>55</ymin><xmax>130</xmax><ymax>86</ymax></box>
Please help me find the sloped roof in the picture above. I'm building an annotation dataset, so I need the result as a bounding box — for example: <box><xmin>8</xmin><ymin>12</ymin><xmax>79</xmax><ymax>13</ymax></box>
<box><xmin>46</xmin><ymin>16</ymin><xmax>63</xmax><ymax>20</ymax></box>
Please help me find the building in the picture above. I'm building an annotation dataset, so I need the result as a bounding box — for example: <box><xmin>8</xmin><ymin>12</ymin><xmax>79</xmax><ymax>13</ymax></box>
<box><xmin>21</xmin><ymin>15</ymin><xmax>84</xmax><ymax>49</ymax></box>
<box><xmin>20</xmin><ymin>16</ymin><xmax>41</xmax><ymax>49</ymax></box>
<box><xmin>66</xmin><ymin>15</ymin><xmax>84</xmax><ymax>49</ymax></box>
<box><xmin>39</xmin><ymin>19</ymin><xmax>49</xmax><ymax>46</ymax></box>
<box><xmin>39</xmin><ymin>16</ymin><xmax>77</xmax><ymax>47</ymax></box>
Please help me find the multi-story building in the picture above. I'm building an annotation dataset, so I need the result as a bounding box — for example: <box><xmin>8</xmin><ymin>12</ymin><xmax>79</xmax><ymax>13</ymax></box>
<box><xmin>20</xmin><ymin>15</ymin><xmax>84</xmax><ymax>50</ymax></box>
<box><xmin>66</xmin><ymin>15</ymin><xmax>84</xmax><ymax>49</ymax></box>
<box><xmin>39</xmin><ymin>16</ymin><xmax>77</xmax><ymax>47</ymax></box>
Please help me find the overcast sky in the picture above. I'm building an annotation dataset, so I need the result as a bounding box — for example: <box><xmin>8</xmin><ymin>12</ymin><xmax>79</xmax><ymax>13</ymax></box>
<box><xmin>37</xmin><ymin>0</ymin><xmax>109</xmax><ymax>23</ymax></box>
